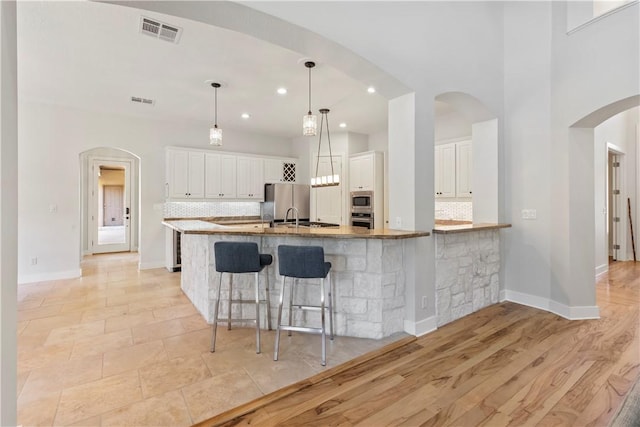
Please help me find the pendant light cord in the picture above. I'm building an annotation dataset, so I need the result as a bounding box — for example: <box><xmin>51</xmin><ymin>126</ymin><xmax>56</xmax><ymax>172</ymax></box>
<box><xmin>214</xmin><ymin>86</ymin><xmax>218</xmax><ymax>127</ymax></box>
<box><xmin>308</xmin><ymin>66</ymin><xmax>312</xmax><ymax>115</ymax></box>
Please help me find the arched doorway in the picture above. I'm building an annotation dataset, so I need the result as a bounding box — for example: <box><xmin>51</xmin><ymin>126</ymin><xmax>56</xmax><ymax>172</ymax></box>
<box><xmin>79</xmin><ymin>147</ymin><xmax>141</xmax><ymax>258</ymax></box>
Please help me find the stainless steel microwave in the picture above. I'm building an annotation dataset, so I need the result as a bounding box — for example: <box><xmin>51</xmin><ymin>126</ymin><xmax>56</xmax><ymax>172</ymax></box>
<box><xmin>351</xmin><ymin>191</ymin><xmax>373</xmax><ymax>213</ymax></box>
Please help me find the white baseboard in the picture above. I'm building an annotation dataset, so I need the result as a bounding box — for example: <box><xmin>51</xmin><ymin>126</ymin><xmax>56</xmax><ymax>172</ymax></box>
<box><xmin>138</xmin><ymin>260</ymin><xmax>166</xmax><ymax>270</ymax></box>
<box><xmin>18</xmin><ymin>269</ymin><xmax>82</xmax><ymax>284</ymax></box>
<box><xmin>595</xmin><ymin>264</ymin><xmax>609</xmax><ymax>277</ymax></box>
<box><xmin>500</xmin><ymin>289</ymin><xmax>600</xmax><ymax>320</ymax></box>
<box><xmin>404</xmin><ymin>316</ymin><xmax>437</xmax><ymax>337</ymax></box>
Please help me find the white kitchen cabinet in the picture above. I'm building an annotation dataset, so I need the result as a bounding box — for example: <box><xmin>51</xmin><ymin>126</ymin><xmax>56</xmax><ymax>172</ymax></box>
<box><xmin>236</xmin><ymin>156</ymin><xmax>265</xmax><ymax>199</ymax></box>
<box><xmin>167</xmin><ymin>149</ymin><xmax>205</xmax><ymax>199</ymax></box>
<box><xmin>349</xmin><ymin>154</ymin><xmax>375</xmax><ymax>191</ymax></box>
<box><xmin>456</xmin><ymin>141</ymin><xmax>473</xmax><ymax>197</ymax></box>
<box><xmin>264</xmin><ymin>158</ymin><xmax>297</xmax><ymax>183</ymax></box>
<box><xmin>205</xmin><ymin>153</ymin><xmax>237</xmax><ymax>199</ymax></box>
<box><xmin>434</xmin><ymin>144</ymin><xmax>456</xmax><ymax>198</ymax></box>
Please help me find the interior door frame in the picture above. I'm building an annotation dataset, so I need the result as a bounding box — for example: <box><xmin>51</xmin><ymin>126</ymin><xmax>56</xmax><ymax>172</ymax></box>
<box><xmin>607</xmin><ymin>143</ymin><xmax>627</xmax><ymax>261</ymax></box>
<box><xmin>89</xmin><ymin>157</ymin><xmax>133</xmax><ymax>254</ymax></box>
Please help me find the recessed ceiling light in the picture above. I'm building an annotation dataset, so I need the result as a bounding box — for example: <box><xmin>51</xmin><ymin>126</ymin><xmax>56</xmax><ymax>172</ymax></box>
<box><xmin>367</xmin><ymin>86</ymin><xmax>376</xmax><ymax>94</ymax></box>
<box><xmin>241</xmin><ymin>113</ymin><xmax>250</xmax><ymax>119</ymax></box>
<box><xmin>339</xmin><ymin>123</ymin><xmax>347</xmax><ymax>128</ymax></box>
<box><xmin>277</xmin><ymin>87</ymin><xmax>287</xmax><ymax>95</ymax></box>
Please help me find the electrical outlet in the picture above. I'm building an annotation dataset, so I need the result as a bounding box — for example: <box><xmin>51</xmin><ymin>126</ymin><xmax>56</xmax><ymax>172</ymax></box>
<box><xmin>395</xmin><ymin>217</ymin><xmax>402</xmax><ymax>228</ymax></box>
<box><xmin>49</xmin><ymin>204</ymin><xmax>57</xmax><ymax>213</ymax></box>
<box><xmin>31</xmin><ymin>257</ymin><xmax>37</xmax><ymax>266</ymax></box>
<box><xmin>521</xmin><ymin>209</ymin><xmax>537</xmax><ymax>220</ymax></box>
<box><xmin>421</xmin><ymin>295</ymin><xmax>428</xmax><ymax>309</ymax></box>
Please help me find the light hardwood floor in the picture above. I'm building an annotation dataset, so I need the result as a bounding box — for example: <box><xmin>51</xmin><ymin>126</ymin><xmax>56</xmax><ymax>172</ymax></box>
<box><xmin>16</xmin><ymin>253</ymin><xmax>403</xmax><ymax>426</ymax></box>
<box><xmin>198</xmin><ymin>261</ymin><xmax>640</xmax><ymax>426</ymax></box>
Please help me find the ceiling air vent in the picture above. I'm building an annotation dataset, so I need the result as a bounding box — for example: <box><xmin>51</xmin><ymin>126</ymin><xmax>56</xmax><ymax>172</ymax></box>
<box><xmin>131</xmin><ymin>96</ymin><xmax>155</xmax><ymax>106</ymax></box>
<box><xmin>140</xmin><ymin>16</ymin><xmax>182</xmax><ymax>44</ymax></box>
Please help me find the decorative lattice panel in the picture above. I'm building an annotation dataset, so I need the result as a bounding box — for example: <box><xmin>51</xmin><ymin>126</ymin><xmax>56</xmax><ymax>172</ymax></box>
<box><xmin>283</xmin><ymin>163</ymin><xmax>296</xmax><ymax>182</ymax></box>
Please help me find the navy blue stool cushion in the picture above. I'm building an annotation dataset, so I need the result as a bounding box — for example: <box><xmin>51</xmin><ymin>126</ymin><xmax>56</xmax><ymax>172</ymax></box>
<box><xmin>278</xmin><ymin>245</ymin><xmax>331</xmax><ymax>279</ymax></box>
<box><xmin>214</xmin><ymin>242</ymin><xmax>269</xmax><ymax>273</ymax></box>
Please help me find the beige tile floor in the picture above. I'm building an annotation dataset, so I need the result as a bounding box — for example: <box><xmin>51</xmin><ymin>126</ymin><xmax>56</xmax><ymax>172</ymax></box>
<box><xmin>17</xmin><ymin>252</ymin><xmax>405</xmax><ymax>426</ymax></box>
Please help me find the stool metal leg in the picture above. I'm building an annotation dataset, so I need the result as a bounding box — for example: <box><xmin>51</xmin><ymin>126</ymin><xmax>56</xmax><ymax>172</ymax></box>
<box><xmin>287</xmin><ymin>278</ymin><xmax>295</xmax><ymax>336</ymax></box>
<box><xmin>254</xmin><ymin>272</ymin><xmax>261</xmax><ymax>354</ymax></box>
<box><xmin>265</xmin><ymin>269</ymin><xmax>272</xmax><ymax>331</ymax></box>
<box><xmin>320</xmin><ymin>277</ymin><xmax>326</xmax><ymax>366</ymax></box>
<box><xmin>274</xmin><ymin>276</ymin><xmax>286</xmax><ymax>361</ymax></box>
<box><xmin>329</xmin><ymin>273</ymin><xmax>334</xmax><ymax>340</ymax></box>
<box><xmin>210</xmin><ymin>272</ymin><xmax>223</xmax><ymax>352</ymax></box>
<box><xmin>227</xmin><ymin>274</ymin><xmax>233</xmax><ymax>330</ymax></box>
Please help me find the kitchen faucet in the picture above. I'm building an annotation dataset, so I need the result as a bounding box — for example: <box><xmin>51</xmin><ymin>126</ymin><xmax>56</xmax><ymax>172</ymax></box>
<box><xmin>285</xmin><ymin>207</ymin><xmax>299</xmax><ymax>228</ymax></box>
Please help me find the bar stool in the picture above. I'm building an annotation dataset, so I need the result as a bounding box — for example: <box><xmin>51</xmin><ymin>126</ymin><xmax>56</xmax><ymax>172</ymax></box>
<box><xmin>211</xmin><ymin>241</ymin><xmax>272</xmax><ymax>354</ymax></box>
<box><xmin>274</xmin><ymin>245</ymin><xmax>334</xmax><ymax>366</ymax></box>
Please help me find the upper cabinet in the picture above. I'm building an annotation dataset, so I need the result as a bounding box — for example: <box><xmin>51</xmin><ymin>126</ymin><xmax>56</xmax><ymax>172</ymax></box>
<box><xmin>166</xmin><ymin>149</ymin><xmax>205</xmax><ymax>199</ymax></box>
<box><xmin>455</xmin><ymin>141</ymin><xmax>472</xmax><ymax>197</ymax></box>
<box><xmin>205</xmin><ymin>153</ymin><xmax>236</xmax><ymax>199</ymax></box>
<box><xmin>434</xmin><ymin>144</ymin><xmax>456</xmax><ymax>198</ymax></box>
<box><xmin>264</xmin><ymin>159</ymin><xmax>297</xmax><ymax>183</ymax></box>
<box><xmin>434</xmin><ymin>141</ymin><xmax>471</xmax><ymax>199</ymax></box>
<box><xmin>349</xmin><ymin>153</ymin><xmax>376</xmax><ymax>191</ymax></box>
<box><xmin>236</xmin><ymin>156</ymin><xmax>265</xmax><ymax>199</ymax></box>
<box><xmin>166</xmin><ymin>147</ymin><xmax>297</xmax><ymax>201</ymax></box>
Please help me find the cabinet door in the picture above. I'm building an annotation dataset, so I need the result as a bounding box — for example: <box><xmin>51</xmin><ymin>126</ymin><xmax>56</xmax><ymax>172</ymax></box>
<box><xmin>169</xmin><ymin>150</ymin><xmax>190</xmax><ymax>199</ymax></box>
<box><xmin>350</xmin><ymin>155</ymin><xmax>375</xmax><ymax>191</ymax></box>
<box><xmin>237</xmin><ymin>157</ymin><xmax>264</xmax><ymax>199</ymax></box>
<box><xmin>187</xmin><ymin>151</ymin><xmax>205</xmax><ymax>198</ymax></box>
<box><xmin>264</xmin><ymin>159</ymin><xmax>284</xmax><ymax>183</ymax></box>
<box><xmin>219</xmin><ymin>155</ymin><xmax>237</xmax><ymax>198</ymax></box>
<box><xmin>435</xmin><ymin>144</ymin><xmax>456</xmax><ymax>198</ymax></box>
<box><xmin>456</xmin><ymin>142</ymin><xmax>472</xmax><ymax>197</ymax></box>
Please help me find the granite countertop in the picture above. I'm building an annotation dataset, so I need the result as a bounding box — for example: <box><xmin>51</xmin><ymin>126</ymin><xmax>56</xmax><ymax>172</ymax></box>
<box><xmin>432</xmin><ymin>223</ymin><xmax>512</xmax><ymax>234</ymax></box>
<box><xmin>163</xmin><ymin>219</ymin><xmax>430</xmax><ymax>240</ymax></box>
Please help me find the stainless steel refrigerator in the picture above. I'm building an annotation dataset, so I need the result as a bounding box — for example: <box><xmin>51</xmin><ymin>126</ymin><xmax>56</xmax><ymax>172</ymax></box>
<box><xmin>262</xmin><ymin>183</ymin><xmax>310</xmax><ymax>223</ymax></box>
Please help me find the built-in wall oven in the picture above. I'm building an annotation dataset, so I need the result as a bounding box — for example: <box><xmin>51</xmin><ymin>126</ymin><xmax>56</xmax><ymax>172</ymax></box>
<box><xmin>351</xmin><ymin>212</ymin><xmax>374</xmax><ymax>229</ymax></box>
<box><xmin>350</xmin><ymin>191</ymin><xmax>374</xmax><ymax>229</ymax></box>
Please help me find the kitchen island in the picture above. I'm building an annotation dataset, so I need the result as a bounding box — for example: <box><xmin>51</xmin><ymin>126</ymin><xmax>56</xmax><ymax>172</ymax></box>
<box><xmin>432</xmin><ymin>222</ymin><xmax>511</xmax><ymax>327</ymax></box>
<box><xmin>163</xmin><ymin>220</ymin><xmax>430</xmax><ymax>339</ymax></box>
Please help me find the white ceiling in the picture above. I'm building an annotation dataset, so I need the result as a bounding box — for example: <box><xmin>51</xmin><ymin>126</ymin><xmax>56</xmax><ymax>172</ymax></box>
<box><xmin>16</xmin><ymin>0</ymin><xmax>392</xmax><ymax>139</ymax></box>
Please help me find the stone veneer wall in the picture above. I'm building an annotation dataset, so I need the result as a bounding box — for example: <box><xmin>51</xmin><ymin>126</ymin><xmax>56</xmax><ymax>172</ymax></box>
<box><xmin>180</xmin><ymin>234</ymin><xmax>407</xmax><ymax>339</ymax></box>
<box><xmin>435</xmin><ymin>230</ymin><xmax>500</xmax><ymax>327</ymax></box>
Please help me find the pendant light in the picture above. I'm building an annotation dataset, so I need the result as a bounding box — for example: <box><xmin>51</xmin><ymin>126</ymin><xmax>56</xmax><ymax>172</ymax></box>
<box><xmin>302</xmin><ymin>61</ymin><xmax>317</xmax><ymax>136</ymax></box>
<box><xmin>209</xmin><ymin>82</ymin><xmax>222</xmax><ymax>146</ymax></box>
<box><xmin>311</xmin><ymin>108</ymin><xmax>340</xmax><ymax>187</ymax></box>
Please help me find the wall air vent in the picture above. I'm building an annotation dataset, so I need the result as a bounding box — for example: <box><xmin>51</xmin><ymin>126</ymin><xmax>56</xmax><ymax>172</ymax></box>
<box><xmin>140</xmin><ymin>17</ymin><xmax>182</xmax><ymax>44</ymax></box>
<box><xmin>131</xmin><ymin>96</ymin><xmax>155</xmax><ymax>106</ymax></box>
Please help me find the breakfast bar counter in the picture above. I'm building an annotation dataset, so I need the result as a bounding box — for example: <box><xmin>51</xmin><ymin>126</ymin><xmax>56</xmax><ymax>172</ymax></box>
<box><xmin>163</xmin><ymin>220</ymin><xmax>430</xmax><ymax>339</ymax></box>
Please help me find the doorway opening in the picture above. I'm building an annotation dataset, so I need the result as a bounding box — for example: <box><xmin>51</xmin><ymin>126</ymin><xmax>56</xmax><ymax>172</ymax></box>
<box><xmin>80</xmin><ymin>147</ymin><xmax>140</xmax><ymax>260</ymax></box>
<box><xmin>91</xmin><ymin>159</ymin><xmax>132</xmax><ymax>253</ymax></box>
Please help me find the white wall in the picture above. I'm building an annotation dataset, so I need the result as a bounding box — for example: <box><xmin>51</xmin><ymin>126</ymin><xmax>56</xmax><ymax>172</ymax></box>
<box><xmin>18</xmin><ymin>101</ymin><xmax>293</xmax><ymax>281</ymax></box>
<box><xmin>435</xmin><ymin>110</ymin><xmax>472</xmax><ymax>142</ymax></box>
<box><xmin>472</xmin><ymin>119</ymin><xmax>498</xmax><ymax>223</ymax></box>
<box><xmin>368</xmin><ymin>130</ymin><xmax>389</xmax><ymax>226</ymax></box>
<box><xmin>0</xmin><ymin>1</ymin><xmax>17</xmax><ymax>423</ymax></box>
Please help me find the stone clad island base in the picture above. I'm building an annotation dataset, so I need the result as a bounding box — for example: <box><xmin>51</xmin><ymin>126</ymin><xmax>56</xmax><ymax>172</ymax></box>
<box><xmin>181</xmin><ymin>233</ymin><xmax>411</xmax><ymax>340</ymax></box>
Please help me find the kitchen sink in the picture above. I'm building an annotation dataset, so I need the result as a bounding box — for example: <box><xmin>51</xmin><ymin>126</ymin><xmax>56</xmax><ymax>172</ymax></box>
<box><xmin>275</xmin><ymin>221</ymin><xmax>340</xmax><ymax>228</ymax></box>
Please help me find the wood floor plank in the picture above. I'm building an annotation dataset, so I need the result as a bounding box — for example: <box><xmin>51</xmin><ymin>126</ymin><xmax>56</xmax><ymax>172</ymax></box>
<box><xmin>202</xmin><ymin>261</ymin><xmax>640</xmax><ymax>427</ymax></box>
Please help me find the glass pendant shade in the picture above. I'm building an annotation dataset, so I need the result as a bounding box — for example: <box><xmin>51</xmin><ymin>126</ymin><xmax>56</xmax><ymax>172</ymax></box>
<box><xmin>303</xmin><ymin>112</ymin><xmax>317</xmax><ymax>136</ymax></box>
<box><xmin>209</xmin><ymin>125</ymin><xmax>222</xmax><ymax>146</ymax></box>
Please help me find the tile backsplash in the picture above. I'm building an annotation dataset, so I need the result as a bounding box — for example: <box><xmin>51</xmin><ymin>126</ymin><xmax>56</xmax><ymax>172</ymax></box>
<box><xmin>164</xmin><ymin>201</ymin><xmax>261</xmax><ymax>218</ymax></box>
<box><xmin>435</xmin><ymin>201</ymin><xmax>472</xmax><ymax>221</ymax></box>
